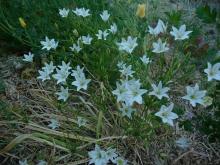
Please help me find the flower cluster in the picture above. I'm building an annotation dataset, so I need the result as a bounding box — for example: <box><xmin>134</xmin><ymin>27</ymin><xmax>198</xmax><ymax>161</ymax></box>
<box><xmin>27</xmin><ymin>4</ymin><xmax>219</xmax><ymax>129</ymax></box>
<box><xmin>37</xmin><ymin>62</ymin><xmax>90</xmax><ymax>101</ymax></box>
<box><xmin>19</xmin><ymin>4</ymin><xmax>220</xmax><ymax>163</ymax></box>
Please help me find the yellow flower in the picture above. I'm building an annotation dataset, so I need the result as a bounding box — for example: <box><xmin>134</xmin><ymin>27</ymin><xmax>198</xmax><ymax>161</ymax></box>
<box><xmin>136</xmin><ymin>4</ymin><xmax>146</xmax><ymax>18</ymax></box>
<box><xmin>19</xmin><ymin>17</ymin><xmax>26</xmax><ymax>28</ymax></box>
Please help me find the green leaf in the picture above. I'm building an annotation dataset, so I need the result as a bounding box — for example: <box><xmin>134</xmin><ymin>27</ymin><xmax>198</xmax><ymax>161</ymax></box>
<box><xmin>165</xmin><ymin>10</ymin><xmax>182</xmax><ymax>26</ymax></box>
<box><xmin>196</xmin><ymin>5</ymin><xmax>217</xmax><ymax>23</ymax></box>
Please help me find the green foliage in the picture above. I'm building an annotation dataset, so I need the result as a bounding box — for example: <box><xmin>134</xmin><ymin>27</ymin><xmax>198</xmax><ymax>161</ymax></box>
<box><xmin>196</xmin><ymin>5</ymin><xmax>217</xmax><ymax>23</ymax></box>
<box><xmin>0</xmin><ymin>79</ymin><xmax>5</xmax><ymax>93</ymax></box>
<box><xmin>165</xmin><ymin>10</ymin><xmax>182</xmax><ymax>26</ymax></box>
<box><xmin>198</xmin><ymin>83</ymin><xmax>220</xmax><ymax>142</ymax></box>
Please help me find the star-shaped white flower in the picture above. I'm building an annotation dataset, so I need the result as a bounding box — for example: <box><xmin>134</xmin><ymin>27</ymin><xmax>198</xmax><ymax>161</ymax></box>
<box><xmin>40</xmin><ymin>36</ymin><xmax>58</xmax><ymax>51</ymax></box>
<box><xmin>81</xmin><ymin>35</ymin><xmax>93</xmax><ymax>45</ymax></box>
<box><xmin>69</xmin><ymin>42</ymin><xmax>82</xmax><ymax>53</ymax></box>
<box><xmin>96</xmin><ymin>30</ymin><xmax>109</xmax><ymax>40</ymax></box>
<box><xmin>140</xmin><ymin>54</ymin><xmax>151</xmax><ymax>65</ymax></box>
<box><xmin>23</xmin><ymin>52</ymin><xmax>34</xmax><ymax>62</ymax></box>
<box><xmin>72</xmin><ymin>76</ymin><xmax>91</xmax><ymax>91</ymax></box>
<box><xmin>127</xmin><ymin>79</ymin><xmax>147</xmax><ymax>105</ymax></box>
<box><xmin>182</xmin><ymin>84</ymin><xmax>207</xmax><ymax>107</ymax></box>
<box><xmin>71</xmin><ymin>66</ymin><xmax>91</xmax><ymax>91</ymax></box>
<box><xmin>106</xmin><ymin>148</ymin><xmax>118</xmax><ymax>163</ymax></box>
<box><xmin>59</xmin><ymin>8</ymin><xmax>69</xmax><ymax>17</ymax></box>
<box><xmin>71</xmin><ymin>65</ymin><xmax>85</xmax><ymax>79</ymax></box>
<box><xmin>59</xmin><ymin>61</ymin><xmax>72</xmax><ymax>72</ymax></box>
<box><xmin>37</xmin><ymin>61</ymin><xmax>56</xmax><ymax>81</ymax></box>
<box><xmin>109</xmin><ymin>23</ymin><xmax>117</xmax><ymax>34</ymax></box>
<box><xmin>77</xmin><ymin>116</ymin><xmax>87</xmax><ymax>127</ymax></box>
<box><xmin>155</xmin><ymin>103</ymin><xmax>178</xmax><ymax>126</ymax></box>
<box><xmin>88</xmin><ymin>145</ymin><xmax>109</xmax><ymax>165</ymax></box>
<box><xmin>48</xmin><ymin>119</ymin><xmax>60</xmax><ymax>130</ymax></box>
<box><xmin>52</xmin><ymin>62</ymin><xmax>71</xmax><ymax>84</ymax></box>
<box><xmin>100</xmin><ymin>10</ymin><xmax>110</xmax><ymax>22</ymax></box>
<box><xmin>73</xmin><ymin>7</ymin><xmax>90</xmax><ymax>17</ymax></box>
<box><xmin>170</xmin><ymin>24</ymin><xmax>192</xmax><ymax>40</ymax></box>
<box><xmin>149</xmin><ymin>81</ymin><xmax>170</xmax><ymax>100</ymax></box>
<box><xmin>119</xmin><ymin>64</ymin><xmax>135</xmax><ymax>78</ymax></box>
<box><xmin>152</xmin><ymin>38</ymin><xmax>169</xmax><ymax>53</ymax></box>
<box><xmin>117</xmin><ymin>36</ymin><xmax>138</xmax><ymax>54</ymax></box>
<box><xmin>56</xmin><ymin>86</ymin><xmax>69</xmax><ymax>102</ymax></box>
<box><xmin>42</xmin><ymin>61</ymin><xmax>56</xmax><ymax>74</ymax></box>
<box><xmin>204</xmin><ymin>62</ymin><xmax>220</xmax><ymax>81</ymax></box>
<box><xmin>112</xmin><ymin>79</ymin><xmax>147</xmax><ymax>106</ymax></box>
<box><xmin>119</xmin><ymin>104</ymin><xmax>136</xmax><ymax>119</ymax></box>
<box><xmin>148</xmin><ymin>19</ymin><xmax>167</xmax><ymax>35</ymax></box>
<box><xmin>112</xmin><ymin>81</ymin><xmax>128</xmax><ymax>103</ymax></box>
<box><xmin>37</xmin><ymin>69</ymin><xmax>51</xmax><ymax>82</ymax></box>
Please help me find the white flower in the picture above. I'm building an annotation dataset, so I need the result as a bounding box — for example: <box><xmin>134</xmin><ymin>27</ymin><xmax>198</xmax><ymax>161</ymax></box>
<box><xmin>109</xmin><ymin>23</ymin><xmax>117</xmax><ymax>34</ymax></box>
<box><xmin>56</xmin><ymin>86</ymin><xmax>69</xmax><ymax>102</ymax></box>
<box><xmin>19</xmin><ymin>159</ymin><xmax>28</xmax><ymax>165</ymax></box>
<box><xmin>117</xmin><ymin>61</ymin><xmax>125</xmax><ymax>69</ymax></box>
<box><xmin>140</xmin><ymin>54</ymin><xmax>151</xmax><ymax>65</ymax></box>
<box><xmin>170</xmin><ymin>24</ymin><xmax>192</xmax><ymax>40</ymax></box>
<box><xmin>77</xmin><ymin>116</ymin><xmax>87</xmax><ymax>127</ymax></box>
<box><xmin>73</xmin><ymin>7</ymin><xmax>90</xmax><ymax>17</ymax></box>
<box><xmin>58</xmin><ymin>61</ymin><xmax>72</xmax><ymax>72</ymax></box>
<box><xmin>48</xmin><ymin>119</ymin><xmax>60</xmax><ymax>130</ymax></box>
<box><xmin>119</xmin><ymin>104</ymin><xmax>136</xmax><ymax>119</ymax></box>
<box><xmin>127</xmin><ymin>80</ymin><xmax>148</xmax><ymax>105</ymax></box>
<box><xmin>37</xmin><ymin>69</ymin><xmax>51</xmax><ymax>82</ymax></box>
<box><xmin>59</xmin><ymin>8</ymin><xmax>69</xmax><ymax>17</ymax></box>
<box><xmin>117</xmin><ymin>36</ymin><xmax>138</xmax><ymax>54</ymax></box>
<box><xmin>71</xmin><ymin>65</ymin><xmax>85</xmax><ymax>79</ymax></box>
<box><xmin>119</xmin><ymin>64</ymin><xmax>135</xmax><ymax>78</ymax></box>
<box><xmin>71</xmin><ymin>65</ymin><xmax>91</xmax><ymax>91</ymax></box>
<box><xmin>81</xmin><ymin>35</ymin><xmax>93</xmax><ymax>45</ymax></box>
<box><xmin>52</xmin><ymin>68</ymin><xmax>69</xmax><ymax>84</ymax></box>
<box><xmin>43</xmin><ymin>61</ymin><xmax>56</xmax><ymax>74</ymax></box>
<box><xmin>204</xmin><ymin>62</ymin><xmax>220</xmax><ymax>81</ymax></box>
<box><xmin>88</xmin><ymin>145</ymin><xmax>109</xmax><ymax>165</ymax></box>
<box><xmin>23</xmin><ymin>52</ymin><xmax>34</xmax><ymax>62</ymax></box>
<box><xmin>52</xmin><ymin>61</ymin><xmax>71</xmax><ymax>84</ymax></box>
<box><xmin>182</xmin><ymin>84</ymin><xmax>207</xmax><ymax>107</ymax></box>
<box><xmin>149</xmin><ymin>81</ymin><xmax>170</xmax><ymax>100</ymax></box>
<box><xmin>72</xmin><ymin>76</ymin><xmax>91</xmax><ymax>91</ymax></box>
<box><xmin>112</xmin><ymin>79</ymin><xmax>147</xmax><ymax>106</ymax></box>
<box><xmin>106</xmin><ymin>148</ymin><xmax>118</xmax><ymax>163</ymax></box>
<box><xmin>112</xmin><ymin>81</ymin><xmax>127</xmax><ymax>103</ymax></box>
<box><xmin>148</xmin><ymin>19</ymin><xmax>167</xmax><ymax>35</ymax></box>
<box><xmin>37</xmin><ymin>62</ymin><xmax>55</xmax><ymax>81</ymax></box>
<box><xmin>96</xmin><ymin>30</ymin><xmax>109</xmax><ymax>40</ymax></box>
<box><xmin>152</xmin><ymin>38</ymin><xmax>169</xmax><ymax>53</ymax></box>
<box><xmin>155</xmin><ymin>103</ymin><xmax>178</xmax><ymax>126</ymax></box>
<box><xmin>40</xmin><ymin>36</ymin><xmax>58</xmax><ymax>51</ymax></box>
<box><xmin>175</xmin><ymin>137</ymin><xmax>191</xmax><ymax>150</ymax></box>
<box><xmin>100</xmin><ymin>10</ymin><xmax>110</xmax><ymax>22</ymax></box>
<box><xmin>70</xmin><ymin>42</ymin><xmax>82</xmax><ymax>53</ymax></box>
